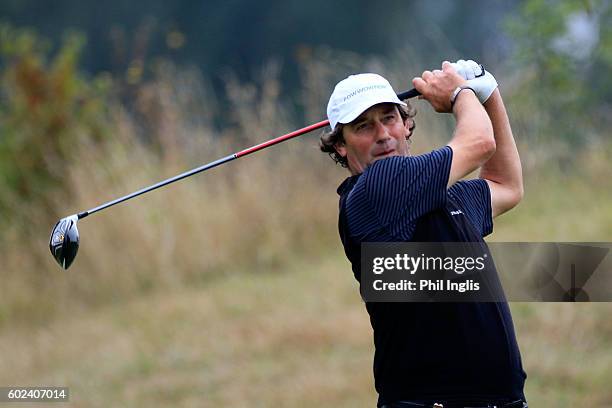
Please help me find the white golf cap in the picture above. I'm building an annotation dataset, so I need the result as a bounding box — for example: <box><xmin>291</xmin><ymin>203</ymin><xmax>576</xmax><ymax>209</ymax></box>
<box><xmin>326</xmin><ymin>73</ymin><xmax>406</xmax><ymax>131</ymax></box>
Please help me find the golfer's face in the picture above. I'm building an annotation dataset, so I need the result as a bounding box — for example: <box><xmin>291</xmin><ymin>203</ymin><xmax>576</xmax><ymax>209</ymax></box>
<box><xmin>338</xmin><ymin>103</ymin><xmax>411</xmax><ymax>175</ymax></box>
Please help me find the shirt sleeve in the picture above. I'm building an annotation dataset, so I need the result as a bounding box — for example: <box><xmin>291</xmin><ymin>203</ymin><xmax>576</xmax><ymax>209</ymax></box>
<box><xmin>448</xmin><ymin>179</ymin><xmax>494</xmax><ymax>237</ymax></box>
<box><xmin>346</xmin><ymin>146</ymin><xmax>452</xmax><ymax>240</ymax></box>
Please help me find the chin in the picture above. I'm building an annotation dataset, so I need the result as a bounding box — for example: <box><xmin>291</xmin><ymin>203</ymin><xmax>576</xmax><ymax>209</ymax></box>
<box><xmin>373</xmin><ymin>151</ymin><xmax>398</xmax><ymax>161</ymax></box>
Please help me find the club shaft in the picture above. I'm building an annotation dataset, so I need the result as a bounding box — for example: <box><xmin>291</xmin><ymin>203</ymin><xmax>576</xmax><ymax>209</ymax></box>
<box><xmin>78</xmin><ymin>154</ymin><xmax>236</xmax><ymax>219</ymax></box>
<box><xmin>78</xmin><ymin>120</ymin><xmax>329</xmax><ymax>219</ymax></box>
<box><xmin>77</xmin><ymin>88</ymin><xmax>420</xmax><ymax>220</ymax></box>
<box><xmin>235</xmin><ymin>120</ymin><xmax>329</xmax><ymax>158</ymax></box>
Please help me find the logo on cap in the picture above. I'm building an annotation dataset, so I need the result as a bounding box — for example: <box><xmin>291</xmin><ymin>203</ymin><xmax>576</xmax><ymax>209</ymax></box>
<box><xmin>327</xmin><ymin>73</ymin><xmax>406</xmax><ymax>131</ymax></box>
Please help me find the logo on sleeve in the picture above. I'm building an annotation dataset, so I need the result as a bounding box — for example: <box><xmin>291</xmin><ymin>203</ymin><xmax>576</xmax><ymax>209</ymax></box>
<box><xmin>450</xmin><ymin>209</ymin><xmax>463</xmax><ymax>216</ymax></box>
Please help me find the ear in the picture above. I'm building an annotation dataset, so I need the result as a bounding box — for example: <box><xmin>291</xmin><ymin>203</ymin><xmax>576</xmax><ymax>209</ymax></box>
<box><xmin>404</xmin><ymin>117</ymin><xmax>413</xmax><ymax>131</ymax></box>
<box><xmin>404</xmin><ymin>118</ymin><xmax>414</xmax><ymax>136</ymax></box>
<box><xmin>334</xmin><ymin>141</ymin><xmax>347</xmax><ymax>158</ymax></box>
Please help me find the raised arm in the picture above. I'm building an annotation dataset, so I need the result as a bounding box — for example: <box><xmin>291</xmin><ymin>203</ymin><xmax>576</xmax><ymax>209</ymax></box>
<box><xmin>412</xmin><ymin>62</ymin><xmax>496</xmax><ymax>188</ymax></box>
<box><xmin>480</xmin><ymin>89</ymin><xmax>523</xmax><ymax>217</ymax></box>
<box><xmin>449</xmin><ymin>59</ymin><xmax>523</xmax><ymax>218</ymax></box>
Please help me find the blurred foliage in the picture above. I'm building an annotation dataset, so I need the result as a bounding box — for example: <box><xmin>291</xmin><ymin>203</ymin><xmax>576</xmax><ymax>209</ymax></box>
<box><xmin>0</xmin><ymin>1</ymin><xmax>514</xmax><ymax>97</ymax></box>
<box><xmin>505</xmin><ymin>0</ymin><xmax>612</xmax><ymax>143</ymax></box>
<box><xmin>0</xmin><ymin>23</ymin><xmax>112</xmax><ymax>224</ymax></box>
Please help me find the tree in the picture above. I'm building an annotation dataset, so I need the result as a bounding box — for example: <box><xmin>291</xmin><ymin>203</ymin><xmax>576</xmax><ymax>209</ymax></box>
<box><xmin>505</xmin><ymin>0</ymin><xmax>612</xmax><ymax>144</ymax></box>
<box><xmin>0</xmin><ymin>24</ymin><xmax>111</xmax><ymax>222</ymax></box>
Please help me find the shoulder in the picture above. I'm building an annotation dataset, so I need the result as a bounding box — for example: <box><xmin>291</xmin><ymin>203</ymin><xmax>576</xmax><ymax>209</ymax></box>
<box><xmin>346</xmin><ymin>147</ymin><xmax>454</xmax><ymax>231</ymax></box>
<box><xmin>448</xmin><ymin>179</ymin><xmax>491</xmax><ymax>201</ymax></box>
<box><xmin>362</xmin><ymin>146</ymin><xmax>453</xmax><ymax>185</ymax></box>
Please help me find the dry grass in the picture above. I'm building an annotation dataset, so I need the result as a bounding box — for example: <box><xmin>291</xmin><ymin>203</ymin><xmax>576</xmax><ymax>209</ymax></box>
<box><xmin>0</xmin><ymin>255</ymin><xmax>376</xmax><ymax>408</ymax></box>
<box><xmin>0</xmin><ymin>65</ymin><xmax>345</xmax><ymax>326</ymax></box>
<box><xmin>1</xmin><ymin>59</ymin><xmax>611</xmax><ymax>407</ymax></box>
<box><xmin>0</xmin><ymin>256</ymin><xmax>610</xmax><ymax>407</ymax></box>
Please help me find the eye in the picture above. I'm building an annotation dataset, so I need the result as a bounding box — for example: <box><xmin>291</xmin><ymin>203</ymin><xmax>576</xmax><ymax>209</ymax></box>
<box><xmin>355</xmin><ymin>123</ymin><xmax>369</xmax><ymax>132</ymax></box>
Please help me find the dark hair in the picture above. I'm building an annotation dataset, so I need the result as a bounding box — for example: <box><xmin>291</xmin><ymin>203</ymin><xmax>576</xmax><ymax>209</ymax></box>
<box><xmin>319</xmin><ymin>102</ymin><xmax>416</xmax><ymax>168</ymax></box>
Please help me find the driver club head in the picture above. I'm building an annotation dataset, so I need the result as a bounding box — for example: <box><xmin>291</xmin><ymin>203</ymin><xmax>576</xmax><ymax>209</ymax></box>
<box><xmin>49</xmin><ymin>214</ymin><xmax>80</xmax><ymax>269</ymax></box>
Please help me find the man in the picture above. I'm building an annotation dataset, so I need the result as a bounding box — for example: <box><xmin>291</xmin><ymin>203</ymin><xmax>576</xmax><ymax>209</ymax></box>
<box><xmin>320</xmin><ymin>61</ymin><xmax>527</xmax><ymax>407</ymax></box>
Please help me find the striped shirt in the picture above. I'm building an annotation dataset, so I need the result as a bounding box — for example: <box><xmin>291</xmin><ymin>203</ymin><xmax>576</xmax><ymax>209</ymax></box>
<box><xmin>337</xmin><ymin>146</ymin><xmax>526</xmax><ymax>404</ymax></box>
<box><xmin>344</xmin><ymin>146</ymin><xmax>492</xmax><ymax>246</ymax></box>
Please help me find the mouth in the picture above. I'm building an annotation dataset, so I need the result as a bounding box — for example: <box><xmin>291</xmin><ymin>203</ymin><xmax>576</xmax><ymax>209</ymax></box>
<box><xmin>374</xmin><ymin>149</ymin><xmax>395</xmax><ymax>158</ymax></box>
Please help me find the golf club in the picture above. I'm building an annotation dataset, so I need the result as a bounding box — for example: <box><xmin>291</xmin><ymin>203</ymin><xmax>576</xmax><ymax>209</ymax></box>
<box><xmin>49</xmin><ymin>87</ymin><xmax>422</xmax><ymax>269</ymax></box>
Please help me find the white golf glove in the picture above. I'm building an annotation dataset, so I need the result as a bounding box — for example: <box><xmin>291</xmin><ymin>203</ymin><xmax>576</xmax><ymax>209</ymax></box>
<box><xmin>450</xmin><ymin>59</ymin><xmax>498</xmax><ymax>103</ymax></box>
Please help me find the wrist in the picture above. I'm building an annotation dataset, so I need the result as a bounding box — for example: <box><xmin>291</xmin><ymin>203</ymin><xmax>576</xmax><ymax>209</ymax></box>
<box><xmin>450</xmin><ymin>86</ymin><xmax>477</xmax><ymax>111</ymax></box>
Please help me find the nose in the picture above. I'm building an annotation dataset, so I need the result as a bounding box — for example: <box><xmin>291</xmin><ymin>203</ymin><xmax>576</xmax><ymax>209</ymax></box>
<box><xmin>374</xmin><ymin>120</ymin><xmax>390</xmax><ymax>143</ymax></box>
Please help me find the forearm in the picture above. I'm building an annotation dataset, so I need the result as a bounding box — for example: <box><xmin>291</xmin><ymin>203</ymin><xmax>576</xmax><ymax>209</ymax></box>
<box><xmin>479</xmin><ymin>89</ymin><xmax>524</xmax><ymax>208</ymax></box>
<box><xmin>446</xmin><ymin>89</ymin><xmax>495</xmax><ymax>186</ymax></box>
<box><xmin>479</xmin><ymin>90</ymin><xmax>522</xmax><ymax>186</ymax></box>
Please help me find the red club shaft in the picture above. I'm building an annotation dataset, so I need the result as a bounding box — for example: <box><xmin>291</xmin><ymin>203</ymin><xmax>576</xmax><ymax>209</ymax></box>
<box><xmin>235</xmin><ymin>119</ymin><xmax>330</xmax><ymax>158</ymax></box>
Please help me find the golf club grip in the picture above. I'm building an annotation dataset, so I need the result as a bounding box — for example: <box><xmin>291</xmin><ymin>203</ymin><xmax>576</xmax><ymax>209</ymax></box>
<box><xmin>396</xmin><ymin>88</ymin><xmax>420</xmax><ymax>100</ymax></box>
<box><xmin>397</xmin><ymin>65</ymin><xmax>486</xmax><ymax>100</ymax></box>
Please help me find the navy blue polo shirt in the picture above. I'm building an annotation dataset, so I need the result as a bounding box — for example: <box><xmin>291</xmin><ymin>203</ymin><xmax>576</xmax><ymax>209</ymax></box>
<box><xmin>337</xmin><ymin>147</ymin><xmax>526</xmax><ymax>404</ymax></box>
